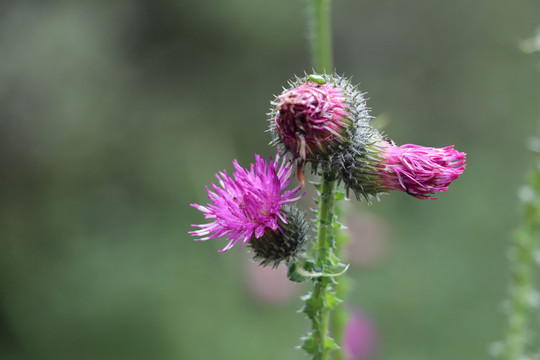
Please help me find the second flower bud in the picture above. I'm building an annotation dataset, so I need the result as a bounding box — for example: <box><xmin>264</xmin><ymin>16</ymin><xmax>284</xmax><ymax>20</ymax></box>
<box><xmin>269</xmin><ymin>74</ymin><xmax>371</xmax><ymax>184</ymax></box>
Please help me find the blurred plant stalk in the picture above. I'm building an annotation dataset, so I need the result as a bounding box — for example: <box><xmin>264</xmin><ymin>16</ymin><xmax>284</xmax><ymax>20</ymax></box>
<box><xmin>501</xmin><ymin>138</ymin><xmax>540</xmax><ymax>360</ymax></box>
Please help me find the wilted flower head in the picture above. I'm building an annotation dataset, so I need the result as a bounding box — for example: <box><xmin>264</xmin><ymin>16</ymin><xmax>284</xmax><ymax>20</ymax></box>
<box><xmin>189</xmin><ymin>152</ymin><xmax>305</xmax><ymax>256</ymax></box>
<box><xmin>338</xmin><ymin>141</ymin><xmax>466</xmax><ymax>200</ymax></box>
<box><xmin>380</xmin><ymin>143</ymin><xmax>466</xmax><ymax>199</ymax></box>
<box><xmin>269</xmin><ymin>74</ymin><xmax>371</xmax><ymax>184</ymax></box>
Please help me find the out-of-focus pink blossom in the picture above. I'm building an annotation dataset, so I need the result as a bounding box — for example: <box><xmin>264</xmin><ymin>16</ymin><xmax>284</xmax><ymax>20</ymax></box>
<box><xmin>344</xmin><ymin>307</ymin><xmax>378</xmax><ymax>360</ymax></box>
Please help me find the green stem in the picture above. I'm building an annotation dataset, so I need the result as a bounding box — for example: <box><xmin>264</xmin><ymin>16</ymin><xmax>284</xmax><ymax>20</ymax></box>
<box><xmin>317</xmin><ymin>174</ymin><xmax>336</xmax><ymax>259</ymax></box>
<box><xmin>309</xmin><ymin>0</ymin><xmax>333</xmax><ymax>73</ymax></box>
<box><xmin>330</xmin><ymin>201</ymin><xmax>349</xmax><ymax>360</ymax></box>
<box><xmin>307</xmin><ymin>2</ymin><xmax>346</xmax><ymax>359</ymax></box>
<box><xmin>312</xmin><ymin>171</ymin><xmax>337</xmax><ymax>360</ymax></box>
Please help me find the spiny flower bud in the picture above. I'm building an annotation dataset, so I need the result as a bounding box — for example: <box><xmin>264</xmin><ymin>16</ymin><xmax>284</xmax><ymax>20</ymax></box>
<box><xmin>275</xmin><ymin>80</ymin><xmax>348</xmax><ymax>160</ymax></box>
<box><xmin>249</xmin><ymin>205</ymin><xmax>309</xmax><ymax>267</ymax></box>
<box><xmin>339</xmin><ymin>141</ymin><xmax>466</xmax><ymax>200</ymax></box>
<box><xmin>269</xmin><ymin>73</ymin><xmax>371</xmax><ymax>184</ymax></box>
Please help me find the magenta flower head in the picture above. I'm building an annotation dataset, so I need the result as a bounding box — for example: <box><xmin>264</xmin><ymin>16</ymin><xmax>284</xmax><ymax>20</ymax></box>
<box><xmin>189</xmin><ymin>152</ymin><xmax>309</xmax><ymax>266</ymax></box>
<box><xmin>380</xmin><ymin>143</ymin><xmax>466</xmax><ymax>199</ymax></box>
<box><xmin>269</xmin><ymin>74</ymin><xmax>371</xmax><ymax>185</ymax></box>
<box><xmin>338</xmin><ymin>141</ymin><xmax>466</xmax><ymax>200</ymax></box>
<box><xmin>274</xmin><ymin>80</ymin><xmax>348</xmax><ymax>160</ymax></box>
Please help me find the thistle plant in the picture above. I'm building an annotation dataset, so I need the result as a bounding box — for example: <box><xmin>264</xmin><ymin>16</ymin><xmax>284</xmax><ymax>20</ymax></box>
<box><xmin>189</xmin><ymin>0</ymin><xmax>466</xmax><ymax>359</ymax></box>
<box><xmin>491</xmin><ymin>139</ymin><xmax>540</xmax><ymax>360</ymax></box>
<box><xmin>269</xmin><ymin>73</ymin><xmax>369</xmax><ymax>186</ymax></box>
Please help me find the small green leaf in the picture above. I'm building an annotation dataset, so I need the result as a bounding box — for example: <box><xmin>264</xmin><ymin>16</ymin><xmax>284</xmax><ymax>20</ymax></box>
<box><xmin>287</xmin><ymin>262</ymin><xmax>308</xmax><ymax>283</ymax></box>
<box><xmin>325</xmin><ymin>291</ymin><xmax>342</xmax><ymax>309</ymax></box>
<box><xmin>302</xmin><ymin>294</ymin><xmax>321</xmax><ymax>319</ymax></box>
<box><xmin>324</xmin><ymin>336</ymin><xmax>339</xmax><ymax>350</ymax></box>
<box><xmin>303</xmin><ymin>258</ymin><xmax>317</xmax><ymax>270</ymax></box>
<box><xmin>294</xmin><ymin>263</ymin><xmax>349</xmax><ymax>279</ymax></box>
<box><xmin>326</xmin><ymin>263</ymin><xmax>350</xmax><ymax>277</ymax></box>
<box><xmin>301</xmin><ymin>335</ymin><xmax>320</xmax><ymax>355</ymax></box>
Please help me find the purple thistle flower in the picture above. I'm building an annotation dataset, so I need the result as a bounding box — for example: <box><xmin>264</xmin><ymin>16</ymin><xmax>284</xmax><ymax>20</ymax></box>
<box><xmin>190</xmin><ymin>152</ymin><xmax>304</xmax><ymax>252</ymax></box>
<box><xmin>380</xmin><ymin>143</ymin><xmax>466</xmax><ymax>199</ymax></box>
<box><xmin>337</xmin><ymin>141</ymin><xmax>466</xmax><ymax>201</ymax></box>
<box><xmin>269</xmin><ymin>74</ymin><xmax>373</xmax><ymax>185</ymax></box>
<box><xmin>274</xmin><ymin>82</ymin><xmax>349</xmax><ymax>163</ymax></box>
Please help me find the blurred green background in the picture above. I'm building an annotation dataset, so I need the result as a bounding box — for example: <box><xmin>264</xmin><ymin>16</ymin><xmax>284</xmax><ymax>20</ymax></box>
<box><xmin>1</xmin><ymin>0</ymin><xmax>539</xmax><ymax>359</ymax></box>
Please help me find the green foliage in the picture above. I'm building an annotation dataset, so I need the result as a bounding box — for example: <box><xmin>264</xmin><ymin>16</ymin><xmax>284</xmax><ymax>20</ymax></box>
<box><xmin>298</xmin><ymin>172</ymin><xmax>351</xmax><ymax>359</ymax></box>
<box><xmin>325</xmin><ymin>291</ymin><xmax>342</xmax><ymax>309</ymax></box>
<box><xmin>301</xmin><ymin>334</ymin><xmax>320</xmax><ymax>355</ymax></box>
<box><xmin>324</xmin><ymin>336</ymin><xmax>339</xmax><ymax>350</ymax></box>
<box><xmin>287</xmin><ymin>261</ymin><xmax>308</xmax><ymax>282</ymax></box>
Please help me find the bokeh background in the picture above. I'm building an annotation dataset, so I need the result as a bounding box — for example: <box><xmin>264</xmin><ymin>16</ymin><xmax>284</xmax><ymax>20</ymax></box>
<box><xmin>1</xmin><ymin>1</ymin><xmax>539</xmax><ymax>359</ymax></box>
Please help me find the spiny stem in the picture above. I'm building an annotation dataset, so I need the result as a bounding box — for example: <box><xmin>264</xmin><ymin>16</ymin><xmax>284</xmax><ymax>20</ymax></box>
<box><xmin>330</xmin><ymin>201</ymin><xmax>349</xmax><ymax>360</ymax></box>
<box><xmin>312</xmin><ymin>171</ymin><xmax>337</xmax><ymax>360</ymax></box>
<box><xmin>306</xmin><ymin>1</ymin><xmax>343</xmax><ymax>359</ymax></box>
<box><xmin>317</xmin><ymin>174</ymin><xmax>336</xmax><ymax>257</ymax></box>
